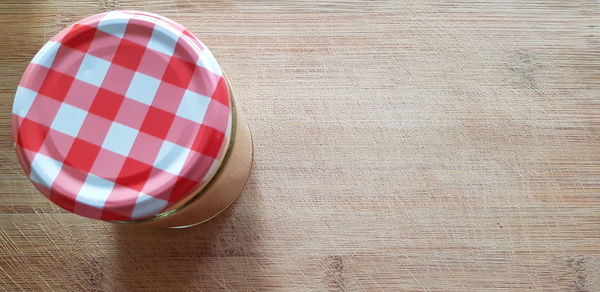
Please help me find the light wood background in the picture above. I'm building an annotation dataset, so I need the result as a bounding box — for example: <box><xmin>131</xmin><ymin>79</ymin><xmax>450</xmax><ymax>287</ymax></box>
<box><xmin>1</xmin><ymin>0</ymin><xmax>599</xmax><ymax>291</ymax></box>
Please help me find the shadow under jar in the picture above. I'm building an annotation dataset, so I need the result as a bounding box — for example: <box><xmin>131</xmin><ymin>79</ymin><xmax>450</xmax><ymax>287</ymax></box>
<box><xmin>12</xmin><ymin>11</ymin><xmax>253</xmax><ymax>228</ymax></box>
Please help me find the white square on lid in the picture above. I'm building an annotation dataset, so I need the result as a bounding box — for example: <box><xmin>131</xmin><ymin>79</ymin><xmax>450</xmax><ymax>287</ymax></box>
<box><xmin>51</xmin><ymin>103</ymin><xmax>87</xmax><ymax>137</ymax></box>
<box><xmin>197</xmin><ymin>47</ymin><xmax>222</xmax><ymax>76</ymax></box>
<box><xmin>76</xmin><ymin>54</ymin><xmax>111</xmax><ymax>87</ymax></box>
<box><xmin>13</xmin><ymin>86</ymin><xmax>37</xmax><ymax>118</ymax></box>
<box><xmin>154</xmin><ymin>140</ymin><xmax>190</xmax><ymax>175</ymax></box>
<box><xmin>176</xmin><ymin>90</ymin><xmax>210</xmax><ymax>123</ymax></box>
<box><xmin>30</xmin><ymin>153</ymin><xmax>63</xmax><ymax>188</ymax></box>
<box><xmin>76</xmin><ymin>174</ymin><xmax>114</xmax><ymax>208</ymax></box>
<box><xmin>146</xmin><ymin>24</ymin><xmax>181</xmax><ymax>56</ymax></box>
<box><xmin>131</xmin><ymin>193</ymin><xmax>168</xmax><ymax>219</ymax></box>
<box><xmin>125</xmin><ymin>72</ymin><xmax>160</xmax><ymax>105</ymax></box>
<box><xmin>31</xmin><ymin>41</ymin><xmax>60</xmax><ymax>68</ymax></box>
<box><xmin>102</xmin><ymin>122</ymin><xmax>139</xmax><ymax>156</ymax></box>
<box><xmin>97</xmin><ymin>11</ymin><xmax>130</xmax><ymax>38</ymax></box>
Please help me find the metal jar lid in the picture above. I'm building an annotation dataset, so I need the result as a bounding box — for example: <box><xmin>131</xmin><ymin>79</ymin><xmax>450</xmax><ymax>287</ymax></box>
<box><xmin>12</xmin><ymin>11</ymin><xmax>232</xmax><ymax>221</ymax></box>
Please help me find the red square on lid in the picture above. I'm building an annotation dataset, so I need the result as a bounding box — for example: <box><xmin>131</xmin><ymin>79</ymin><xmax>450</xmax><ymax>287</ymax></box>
<box><xmin>61</xmin><ymin>24</ymin><xmax>97</xmax><ymax>53</ymax></box>
<box><xmin>49</xmin><ymin>188</ymin><xmax>77</xmax><ymax>212</ymax></box>
<box><xmin>123</xmin><ymin>18</ymin><xmax>154</xmax><ymax>46</ymax></box>
<box><xmin>38</xmin><ymin>69</ymin><xmax>75</xmax><ymax>102</ymax></box>
<box><xmin>162</xmin><ymin>56</ymin><xmax>196</xmax><ymax>89</ymax></box>
<box><xmin>191</xmin><ymin>125</ymin><xmax>224</xmax><ymax>158</ymax></box>
<box><xmin>115</xmin><ymin>157</ymin><xmax>153</xmax><ymax>191</ymax></box>
<box><xmin>112</xmin><ymin>39</ymin><xmax>147</xmax><ymax>71</ymax></box>
<box><xmin>89</xmin><ymin>88</ymin><xmax>125</xmax><ymax>121</ymax></box>
<box><xmin>139</xmin><ymin>106</ymin><xmax>175</xmax><ymax>139</ymax></box>
<box><xmin>64</xmin><ymin>138</ymin><xmax>101</xmax><ymax>172</ymax></box>
<box><xmin>170</xmin><ymin>177</ymin><xmax>198</xmax><ymax>203</ymax></box>
<box><xmin>18</xmin><ymin>119</ymin><xmax>49</xmax><ymax>152</ymax></box>
<box><xmin>211</xmin><ymin>77</ymin><xmax>230</xmax><ymax>106</ymax></box>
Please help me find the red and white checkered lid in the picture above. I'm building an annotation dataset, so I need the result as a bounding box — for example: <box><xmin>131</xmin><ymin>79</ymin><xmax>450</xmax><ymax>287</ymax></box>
<box><xmin>12</xmin><ymin>11</ymin><xmax>232</xmax><ymax>221</ymax></box>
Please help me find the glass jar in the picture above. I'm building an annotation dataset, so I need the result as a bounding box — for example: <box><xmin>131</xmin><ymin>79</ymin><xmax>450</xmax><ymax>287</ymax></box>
<box><xmin>12</xmin><ymin>11</ymin><xmax>252</xmax><ymax>228</ymax></box>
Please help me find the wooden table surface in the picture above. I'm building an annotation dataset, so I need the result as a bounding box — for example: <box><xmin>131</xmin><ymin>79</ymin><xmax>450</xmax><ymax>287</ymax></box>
<box><xmin>1</xmin><ymin>1</ymin><xmax>599</xmax><ymax>291</ymax></box>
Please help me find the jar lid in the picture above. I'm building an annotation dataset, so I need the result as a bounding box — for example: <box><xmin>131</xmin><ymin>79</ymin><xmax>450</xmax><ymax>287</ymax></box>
<box><xmin>12</xmin><ymin>11</ymin><xmax>232</xmax><ymax>221</ymax></box>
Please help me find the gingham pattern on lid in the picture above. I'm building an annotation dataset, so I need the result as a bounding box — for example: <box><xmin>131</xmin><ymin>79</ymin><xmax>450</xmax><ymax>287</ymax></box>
<box><xmin>12</xmin><ymin>11</ymin><xmax>232</xmax><ymax>221</ymax></box>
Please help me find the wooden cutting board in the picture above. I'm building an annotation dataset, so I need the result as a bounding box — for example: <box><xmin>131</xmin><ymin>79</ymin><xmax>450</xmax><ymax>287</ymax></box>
<box><xmin>0</xmin><ymin>1</ymin><xmax>598</xmax><ymax>291</ymax></box>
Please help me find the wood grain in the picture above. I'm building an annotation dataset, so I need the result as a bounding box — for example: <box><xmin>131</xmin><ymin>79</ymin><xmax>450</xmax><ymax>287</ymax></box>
<box><xmin>0</xmin><ymin>0</ymin><xmax>599</xmax><ymax>291</ymax></box>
